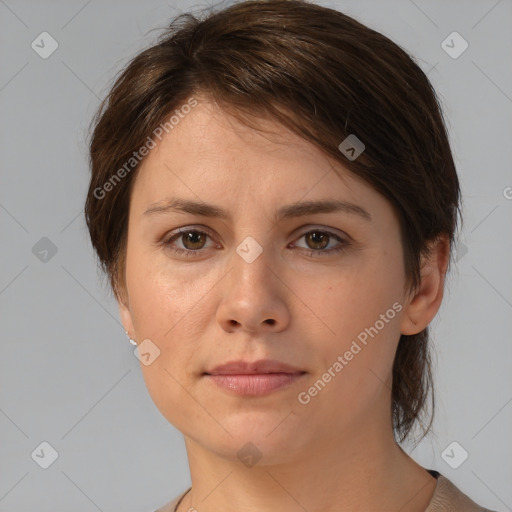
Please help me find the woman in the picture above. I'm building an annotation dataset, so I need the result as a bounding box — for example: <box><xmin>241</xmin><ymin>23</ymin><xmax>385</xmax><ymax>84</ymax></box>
<box><xmin>85</xmin><ymin>1</ymin><xmax>496</xmax><ymax>510</ymax></box>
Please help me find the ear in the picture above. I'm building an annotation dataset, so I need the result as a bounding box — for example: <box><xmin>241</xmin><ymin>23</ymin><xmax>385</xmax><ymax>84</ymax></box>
<box><xmin>400</xmin><ymin>235</ymin><xmax>450</xmax><ymax>335</ymax></box>
<box><xmin>117</xmin><ymin>293</ymin><xmax>136</xmax><ymax>343</ymax></box>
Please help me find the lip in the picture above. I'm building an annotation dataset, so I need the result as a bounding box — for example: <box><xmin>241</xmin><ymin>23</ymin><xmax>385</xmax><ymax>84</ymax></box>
<box><xmin>204</xmin><ymin>359</ymin><xmax>304</xmax><ymax>375</ymax></box>
<box><xmin>204</xmin><ymin>373</ymin><xmax>306</xmax><ymax>396</ymax></box>
<box><xmin>203</xmin><ymin>359</ymin><xmax>306</xmax><ymax>396</ymax></box>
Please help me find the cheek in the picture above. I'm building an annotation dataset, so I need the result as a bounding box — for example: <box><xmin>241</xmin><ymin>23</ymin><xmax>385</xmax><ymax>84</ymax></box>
<box><xmin>301</xmin><ymin>283</ymin><xmax>401</xmax><ymax>430</ymax></box>
<box><xmin>320</xmin><ymin>289</ymin><xmax>401</xmax><ymax>378</ymax></box>
<box><xmin>309</xmin><ymin>256</ymin><xmax>403</xmax><ymax>390</ymax></box>
<box><xmin>126</xmin><ymin>258</ymin><xmax>217</xmax><ymax>372</ymax></box>
<box><xmin>126</xmin><ymin>243</ymin><xmax>185</xmax><ymax>336</ymax></box>
<box><xmin>129</xmin><ymin>275</ymin><xmax>193</xmax><ymax>349</ymax></box>
<box><xmin>126</xmin><ymin>268</ymin><xmax>201</xmax><ymax>424</ymax></box>
<box><xmin>319</xmin><ymin>258</ymin><xmax>402</xmax><ymax>335</ymax></box>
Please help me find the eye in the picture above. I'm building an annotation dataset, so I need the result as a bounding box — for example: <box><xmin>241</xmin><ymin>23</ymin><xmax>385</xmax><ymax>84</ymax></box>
<box><xmin>161</xmin><ymin>227</ymin><xmax>350</xmax><ymax>258</ymax></box>
<box><xmin>162</xmin><ymin>228</ymin><xmax>215</xmax><ymax>258</ymax></box>
<box><xmin>290</xmin><ymin>228</ymin><xmax>350</xmax><ymax>257</ymax></box>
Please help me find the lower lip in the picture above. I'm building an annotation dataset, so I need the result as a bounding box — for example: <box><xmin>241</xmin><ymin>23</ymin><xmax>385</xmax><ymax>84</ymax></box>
<box><xmin>204</xmin><ymin>373</ymin><xmax>306</xmax><ymax>396</ymax></box>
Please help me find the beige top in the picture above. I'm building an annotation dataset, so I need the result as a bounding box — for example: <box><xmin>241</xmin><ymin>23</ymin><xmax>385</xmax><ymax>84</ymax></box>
<box><xmin>154</xmin><ymin>471</ymin><xmax>497</xmax><ymax>512</ymax></box>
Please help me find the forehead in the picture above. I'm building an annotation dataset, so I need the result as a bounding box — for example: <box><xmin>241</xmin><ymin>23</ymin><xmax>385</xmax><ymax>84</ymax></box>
<box><xmin>130</xmin><ymin>98</ymin><xmax>390</xmax><ymax>224</ymax></box>
<box><xmin>140</xmin><ymin>99</ymin><xmax>339</xmax><ymax>177</ymax></box>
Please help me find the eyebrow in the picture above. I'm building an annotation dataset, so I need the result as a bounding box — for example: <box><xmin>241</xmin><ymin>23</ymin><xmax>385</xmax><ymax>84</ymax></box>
<box><xmin>143</xmin><ymin>197</ymin><xmax>372</xmax><ymax>223</ymax></box>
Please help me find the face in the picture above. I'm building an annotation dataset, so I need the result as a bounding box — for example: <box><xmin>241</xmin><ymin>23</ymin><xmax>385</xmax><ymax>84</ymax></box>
<box><xmin>119</xmin><ymin>97</ymin><xmax>416</xmax><ymax>463</ymax></box>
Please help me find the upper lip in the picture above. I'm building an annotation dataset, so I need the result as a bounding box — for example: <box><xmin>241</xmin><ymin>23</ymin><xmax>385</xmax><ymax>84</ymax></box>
<box><xmin>205</xmin><ymin>359</ymin><xmax>305</xmax><ymax>375</ymax></box>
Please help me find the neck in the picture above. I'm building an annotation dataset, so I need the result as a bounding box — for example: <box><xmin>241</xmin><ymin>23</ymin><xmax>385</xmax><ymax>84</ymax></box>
<box><xmin>177</xmin><ymin>417</ymin><xmax>436</xmax><ymax>512</ymax></box>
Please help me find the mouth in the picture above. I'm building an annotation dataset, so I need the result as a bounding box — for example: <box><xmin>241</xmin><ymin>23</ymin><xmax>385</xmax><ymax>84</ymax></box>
<box><xmin>203</xmin><ymin>359</ymin><xmax>307</xmax><ymax>396</ymax></box>
<box><xmin>203</xmin><ymin>372</ymin><xmax>307</xmax><ymax>396</ymax></box>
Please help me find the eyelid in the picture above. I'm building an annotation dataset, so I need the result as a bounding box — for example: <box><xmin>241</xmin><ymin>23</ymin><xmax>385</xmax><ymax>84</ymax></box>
<box><xmin>290</xmin><ymin>224</ymin><xmax>351</xmax><ymax>241</ymax></box>
<box><xmin>164</xmin><ymin>223</ymin><xmax>350</xmax><ymax>241</ymax></box>
<box><xmin>163</xmin><ymin>225</ymin><xmax>219</xmax><ymax>248</ymax></box>
<box><xmin>164</xmin><ymin>224</ymin><xmax>353</xmax><ymax>240</ymax></box>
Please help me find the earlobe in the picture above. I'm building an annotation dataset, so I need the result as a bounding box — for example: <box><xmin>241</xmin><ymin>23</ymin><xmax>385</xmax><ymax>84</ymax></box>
<box><xmin>118</xmin><ymin>297</ymin><xmax>136</xmax><ymax>340</ymax></box>
<box><xmin>400</xmin><ymin>235</ymin><xmax>450</xmax><ymax>336</ymax></box>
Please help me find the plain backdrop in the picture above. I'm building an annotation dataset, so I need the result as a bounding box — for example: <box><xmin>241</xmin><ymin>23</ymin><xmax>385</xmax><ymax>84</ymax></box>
<box><xmin>1</xmin><ymin>0</ymin><xmax>511</xmax><ymax>511</ymax></box>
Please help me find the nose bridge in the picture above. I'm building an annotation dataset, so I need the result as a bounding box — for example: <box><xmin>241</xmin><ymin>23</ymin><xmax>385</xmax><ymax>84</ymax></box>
<box><xmin>220</xmin><ymin>194</ymin><xmax>285</xmax><ymax>293</ymax></box>
<box><xmin>232</xmin><ymin>233</ymin><xmax>272</xmax><ymax>289</ymax></box>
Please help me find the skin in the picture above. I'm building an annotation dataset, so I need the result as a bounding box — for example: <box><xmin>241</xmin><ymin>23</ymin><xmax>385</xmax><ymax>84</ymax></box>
<box><xmin>119</xmin><ymin>96</ymin><xmax>449</xmax><ymax>512</ymax></box>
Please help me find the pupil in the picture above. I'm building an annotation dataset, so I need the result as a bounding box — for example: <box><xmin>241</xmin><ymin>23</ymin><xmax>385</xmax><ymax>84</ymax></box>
<box><xmin>185</xmin><ymin>232</ymin><xmax>204</xmax><ymax>249</ymax></box>
<box><xmin>308</xmin><ymin>232</ymin><xmax>328</xmax><ymax>249</ymax></box>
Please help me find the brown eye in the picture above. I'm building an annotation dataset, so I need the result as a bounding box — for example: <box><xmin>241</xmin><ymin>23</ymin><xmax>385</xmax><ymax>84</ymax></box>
<box><xmin>292</xmin><ymin>229</ymin><xmax>350</xmax><ymax>257</ymax></box>
<box><xmin>163</xmin><ymin>228</ymin><xmax>214</xmax><ymax>258</ymax></box>
<box><xmin>179</xmin><ymin>231</ymin><xmax>208</xmax><ymax>250</ymax></box>
<box><xmin>162</xmin><ymin>227</ymin><xmax>350</xmax><ymax>259</ymax></box>
<box><xmin>304</xmin><ymin>231</ymin><xmax>330</xmax><ymax>250</ymax></box>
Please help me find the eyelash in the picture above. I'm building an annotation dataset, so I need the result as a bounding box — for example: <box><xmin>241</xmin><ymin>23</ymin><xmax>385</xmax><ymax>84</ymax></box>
<box><xmin>161</xmin><ymin>227</ymin><xmax>350</xmax><ymax>258</ymax></box>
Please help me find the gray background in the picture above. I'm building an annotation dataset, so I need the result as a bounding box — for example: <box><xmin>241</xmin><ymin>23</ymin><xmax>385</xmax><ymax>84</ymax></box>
<box><xmin>1</xmin><ymin>0</ymin><xmax>511</xmax><ymax>510</ymax></box>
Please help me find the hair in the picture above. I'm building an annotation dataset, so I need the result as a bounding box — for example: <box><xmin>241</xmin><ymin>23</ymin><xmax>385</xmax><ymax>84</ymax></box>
<box><xmin>85</xmin><ymin>0</ymin><xmax>462</xmax><ymax>445</ymax></box>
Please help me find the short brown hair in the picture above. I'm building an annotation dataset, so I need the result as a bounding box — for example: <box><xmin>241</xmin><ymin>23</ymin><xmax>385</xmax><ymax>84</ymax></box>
<box><xmin>85</xmin><ymin>0</ymin><xmax>462</xmax><ymax>445</ymax></box>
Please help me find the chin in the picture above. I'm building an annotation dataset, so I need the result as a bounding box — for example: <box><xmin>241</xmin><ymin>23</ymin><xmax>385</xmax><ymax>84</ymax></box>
<box><xmin>197</xmin><ymin>412</ymin><xmax>307</xmax><ymax>461</ymax></box>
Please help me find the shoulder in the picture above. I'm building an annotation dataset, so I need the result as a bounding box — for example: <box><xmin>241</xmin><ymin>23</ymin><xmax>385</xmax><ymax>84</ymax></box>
<box><xmin>150</xmin><ymin>478</ymin><xmax>498</xmax><ymax>512</ymax></box>
<box><xmin>426</xmin><ymin>473</ymin><xmax>497</xmax><ymax>512</ymax></box>
<box><xmin>154</xmin><ymin>487</ymin><xmax>191</xmax><ymax>512</ymax></box>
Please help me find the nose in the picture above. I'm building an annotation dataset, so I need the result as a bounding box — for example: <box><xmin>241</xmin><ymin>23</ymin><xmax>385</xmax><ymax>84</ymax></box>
<box><xmin>215</xmin><ymin>240</ymin><xmax>291</xmax><ymax>334</ymax></box>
